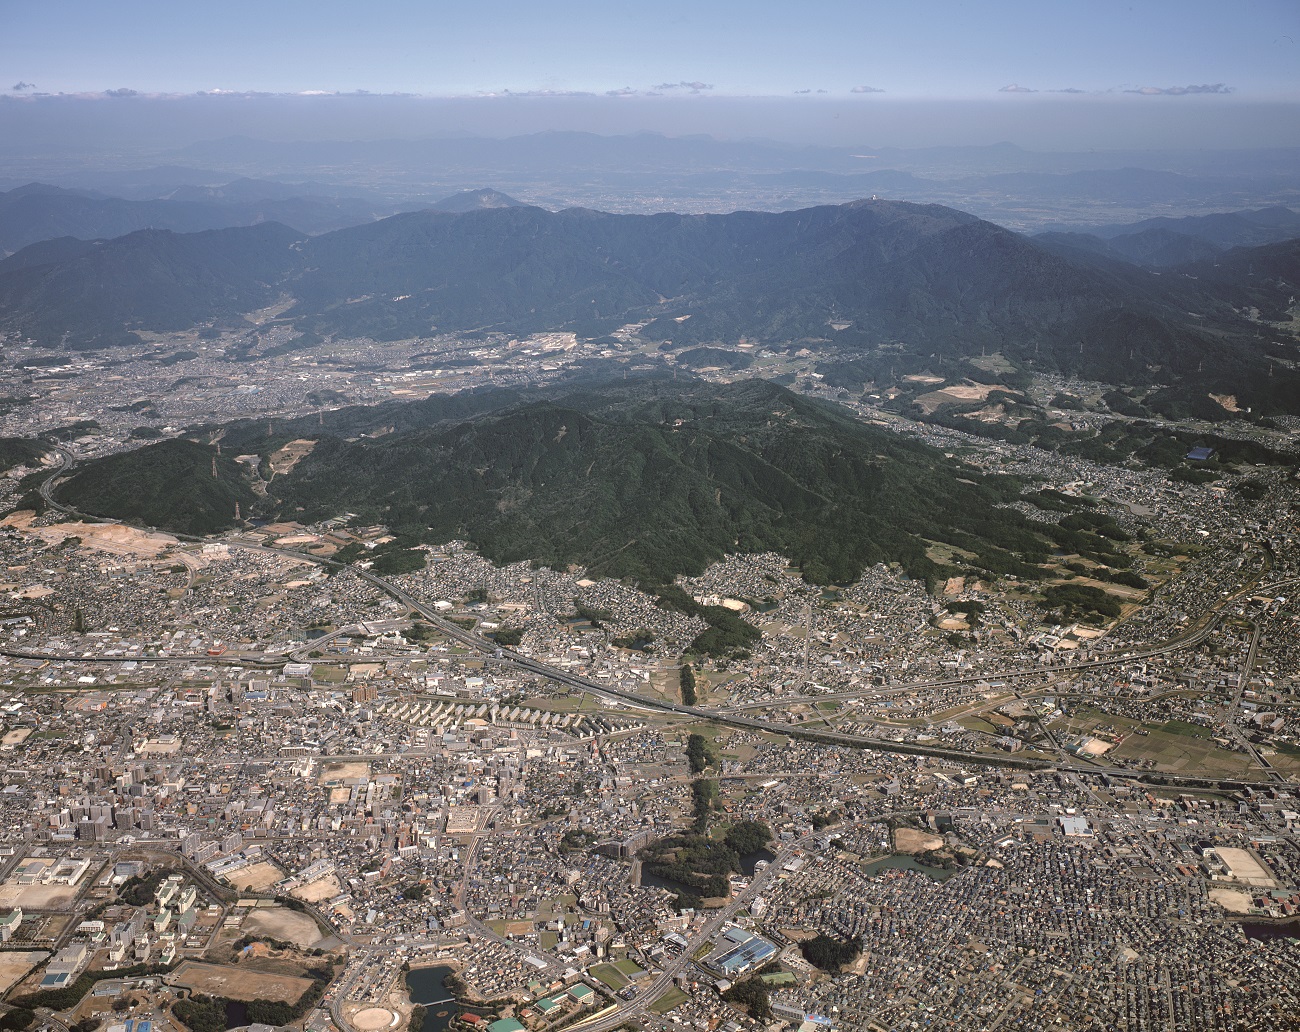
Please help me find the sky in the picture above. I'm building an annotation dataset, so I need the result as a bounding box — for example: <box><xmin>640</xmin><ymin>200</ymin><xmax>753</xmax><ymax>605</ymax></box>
<box><xmin>1</xmin><ymin>0</ymin><xmax>1298</xmax><ymax>151</ymax></box>
<box><xmin>4</xmin><ymin>0</ymin><xmax>1298</xmax><ymax>99</ymax></box>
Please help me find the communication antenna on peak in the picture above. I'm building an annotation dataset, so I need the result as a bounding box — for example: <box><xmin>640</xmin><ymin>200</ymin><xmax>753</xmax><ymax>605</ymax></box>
<box><xmin>211</xmin><ymin>456</ymin><xmax>218</xmax><ymax>479</ymax></box>
<box><xmin>234</xmin><ymin>501</ymin><xmax>241</xmax><ymax>521</ymax></box>
<box><xmin>267</xmin><ymin>422</ymin><xmax>273</xmax><ymax>437</ymax></box>
<box><xmin>319</xmin><ymin>410</ymin><xmax>324</xmax><ymax>425</ymax></box>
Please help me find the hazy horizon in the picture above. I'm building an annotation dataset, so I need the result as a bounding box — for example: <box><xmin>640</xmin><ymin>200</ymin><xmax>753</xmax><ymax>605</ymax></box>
<box><xmin>3</xmin><ymin>0</ymin><xmax>1298</xmax><ymax>160</ymax></box>
<box><xmin>4</xmin><ymin>93</ymin><xmax>1300</xmax><ymax>159</ymax></box>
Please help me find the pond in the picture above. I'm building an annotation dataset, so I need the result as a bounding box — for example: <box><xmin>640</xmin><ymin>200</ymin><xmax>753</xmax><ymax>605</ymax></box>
<box><xmin>1242</xmin><ymin>920</ymin><xmax>1300</xmax><ymax>942</ymax></box>
<box><xmin>405</xmin><ymin>965</ymin><xmax>488</xmax><ymax>1032</ymax></box>
<box><xmin>741</xmin><ymin>848</ymin><xmax>776</xmax><ymax>876</ymax></box>
<box><xmin>639</xmin><ymin>867</ymin><xmax>688</xmax><ymax>893</ymax></box>
<box><xmin>862</xmin><ymin>854</ymin><xmax>957</xmax><ymax>882</ymax></box>
<box><xmin>640</xmin><ymin>848</ymin><xmax>776</xmax><ymax>892</ymax></box>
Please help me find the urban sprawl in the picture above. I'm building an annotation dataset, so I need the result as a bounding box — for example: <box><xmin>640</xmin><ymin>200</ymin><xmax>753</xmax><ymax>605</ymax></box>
<box><xmin>0</xmin><ymin>331</ymin><xmax>1297</xmax><ymax>1032</ymax></box>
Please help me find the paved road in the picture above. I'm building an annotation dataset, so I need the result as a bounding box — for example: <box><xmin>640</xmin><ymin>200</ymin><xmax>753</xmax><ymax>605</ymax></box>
<box><xmin>720</xmin><ymin>575</ymin><xmax>1300</xmax><ymax>714</ymax></box>
<box><xmin>36</xmin><ymin>452</ymin><xmax>1300</xmax><ymax>788</ymax></box>
<box><xmin>1221</xmin><ymin>619</ymin><xmax>1285</xmax><ymax>782</ymax></box>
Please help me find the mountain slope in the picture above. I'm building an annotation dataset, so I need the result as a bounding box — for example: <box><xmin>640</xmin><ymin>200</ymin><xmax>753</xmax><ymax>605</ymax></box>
<box><xmin>0</xmin><ymin>181</ymin><xmax>400</xmax><ymax>254</ymax></box>
<box><xmin>428</xmin><ymin>188</ymin><xmax>526</xmax><ymax>212</ymax></box>
<box><xmin>59</xmin><ymin>379</ymin><xmax>1089</xmax><ymax>586</ymax></box>
<box><xmin>0</xmin><ymin>222</ymin><xmax>304</xmax><ymax>347</ymax></box>
<box><xmin>0</xmin><ymin>198</ymin><xmax>1295</xmax><ymax>408</ymax></box>
<box><xmin>1034</xmin><ymin>206</ymin><xmax>1300</xmax><ymax>270</ymax></box>
<box><xmin>283</xmin><ymin>199</ymin><xmax>1213</xmax><ymax>379</ymax></box>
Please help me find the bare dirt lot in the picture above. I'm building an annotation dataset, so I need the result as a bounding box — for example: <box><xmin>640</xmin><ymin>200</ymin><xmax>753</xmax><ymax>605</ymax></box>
<box><xmin>290</xmin><ymin>874</ymin><xmax>341</xmax><ymax>904</ymax></box>
<box><xmin>894</xmin><ymin>828</ymin><xmax>945</xmax><ymax>854</ymax></box>
<box><xmin>268</xmin><ymin>440</ymin><xmax>317</xmax><ymax>476</ymax></box>
<box><xmin>1216</xmin><ymin>847</ymin><xmax>1277</xmax><ymax>887</ymax></box>
<box><xmin>3</xmin><ymin>512</ymin><xmax>177</xmax><ymax>558</ymax></box>
<box><xmin>0</xmin><ymin>951</ymin><xmax>47</xmax><ymax>995</ymax></box>
<box><xmin>1209</xmin><ymin>888</ymin><xmax>1255</xmax><ymax>914</ymax></box>
<box><xmin>169</xmin><ymin>961</ymin><xmax>314</xmax><ymax>1003</ymax></box>
<box><xmin>242</xmin><ymin>906</ymin><xmax>323</xmax><ymax>948</ymax></box>
<box><xmin>914</xmin><ymin>383</ymin><xmax>1020</xmax><ymax>414</ymax></box>
<box><xmin>351</xmin><ymin>1008</ymin><xmax>401</xmax><ymax>1031</ymax></box>
<box><xmin>226</xmin><ymin>861</ymin><xmax>285</xmax><ymax>893</ymax></box>
<box><xmin>0</xmin><ymin>882</ymin><xmax>80</xmax><ymax>909</ymax></box>
<box><xmin>318</xmin><ymin>761</ymin><xmax>370</xmax><ymax>785</ymax></box>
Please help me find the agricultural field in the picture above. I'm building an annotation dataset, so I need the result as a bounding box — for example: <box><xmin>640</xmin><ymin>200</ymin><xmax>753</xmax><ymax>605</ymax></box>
<box><xmin>648</xmin><ymin>986</ymin><xmax>689</xmax><ymax>1014</ymax></box>
<box><xmin>1109</xmin><ymin>726</ymin><xmax>1263</xmax><ymax>777</ymax></box>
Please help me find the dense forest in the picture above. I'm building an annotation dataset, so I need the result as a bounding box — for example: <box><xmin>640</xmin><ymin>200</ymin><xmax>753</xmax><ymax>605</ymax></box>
<box><xmin>7</xmin><ymin>199</ymin><xmax>1300</xmax><ymax>413</ymax></box>
<box><xmin>59</xmin><ymin>379</ymin><xmax>1103</xmax><ymax>597</ymax></box>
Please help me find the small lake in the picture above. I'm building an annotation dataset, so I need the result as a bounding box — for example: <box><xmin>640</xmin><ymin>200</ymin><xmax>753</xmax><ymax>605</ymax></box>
<box><xmin>741</xmin><ymin>848</ymin><xmax>775</xmax><ymax>876</ymax></box>
<box><xmin>406</xmin><ymin>965</ymin><xmax>488</xmax><ymax>1032</ymax></box>
<box><xmin>639</xmin><ymin>867</ymin><xmax>689</xmax><ymax>893</ymax></box>
<box><xmin>862</xmin><ymin>854</ymin><xmax>957</xmax><ymax>882</ymax></box>
<box><xmin>1242</xmin><ymin>920</ymin><xmax>1300</xmax><ymax>942</ymax></box>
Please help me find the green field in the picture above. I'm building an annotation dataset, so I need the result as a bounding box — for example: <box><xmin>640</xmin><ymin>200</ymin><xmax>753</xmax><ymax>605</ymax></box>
<box><xmin>612</xmin><ymin>959</ymin><xmax>645</xmax><ymax>978</ymax></box>
<box><xmin>588</xmin><ymin>964</ymin><xmax>630</xmax><ymax>991</ymax></box>
<box><xmin>1159</xmin><ymin>719</ymin><xmax>1214</xmax><ymax>739</ymax></box>
<box><xmin>1110</xmin><ymin>726</ymin><xmax>1264</xmax><ymax>779</ymax></box>
<box><xmin>649</xmin><ymin>987</ymin><xmax>689</xmax><ymax>1014</ymax></box>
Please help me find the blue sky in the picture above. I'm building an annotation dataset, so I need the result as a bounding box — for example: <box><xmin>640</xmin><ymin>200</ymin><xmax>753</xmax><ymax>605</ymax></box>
<box><xmin>3</xmin><ymin>0</ymin><xmax>1298</xmax><ymax>99</ymax></box>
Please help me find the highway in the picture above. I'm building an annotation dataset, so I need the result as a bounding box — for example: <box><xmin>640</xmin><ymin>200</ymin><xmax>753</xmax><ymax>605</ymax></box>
<box><xmin>35</xmin><ymin>451</ymin><xmax>1299</xmax><ymax>789</ymax></box>
<box><xmin>29</xmin><ymin>442</ymin><xmax>1300</xmax><ymax>1026</ymax></box>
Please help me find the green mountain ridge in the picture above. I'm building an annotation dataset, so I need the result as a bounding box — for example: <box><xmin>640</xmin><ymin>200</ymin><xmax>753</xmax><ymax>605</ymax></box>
<box><xmin>2</xmin><ymin>198</ymin><xmax>1298</xmax><ymax>410</ymax></box>
<box><xmin>56</xmin><ymin>378</ymin><xmax>1115</xmax><ymax>588</ymax></box>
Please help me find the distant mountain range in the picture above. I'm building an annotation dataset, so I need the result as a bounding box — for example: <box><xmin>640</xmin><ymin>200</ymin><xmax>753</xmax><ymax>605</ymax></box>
<box><xmin>2</xmin><ymin>197</ymin><xmax>1298</xmax><ymax>412</ymax></box>
<box><xmin>426</xmin><ymin>188</ymin><xmax>525</xmax><ymax>213</ymax></box>
<box><xmin>0</xmin><ymin>182</ymin><xmax>531</xmax><ymax>255</ymax></box>
<box><xmin>8</xmin><ymin>134</ymin><xmax>1300</xmax><ymax>234</ymax></box>
<box><xmin>56</xmin><ymin>377</ymin><xmax>1110</xmax><ymax>587</ymax></box>
<box><xmin>1035</xmin><ymin>206</ymin><xmax>1300</xmax><ymax>268</ymax></box>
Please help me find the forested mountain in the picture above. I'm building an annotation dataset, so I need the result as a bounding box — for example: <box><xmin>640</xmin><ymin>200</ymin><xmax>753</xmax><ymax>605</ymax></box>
<box><xmin>2</xmin><ymin>198</ymin><xmax>1297</xmax><ymax>409</ymax></box>
<box><xmin>1034</xmin><ymin>206</ymin><xmax>1300</xmax><ymax>269</ymax></box>
<box><xmin>0</xmin><ymin>182</ymin><xmax>401</xmax><ymax>254</ymax></box>
<box><xmin>56</xmin><ymin>378</ymin><xmax>1129</xmax><ymax>588</ymax></box>
<box><xmin>0</xmin><ymin>221</ymin><xmax>304</xmax><ymax>348</ymax></box>
<box><xmin>427</xmin><ymin>188</ymin><xmax>526</xmax><ymax>212</ymax></box>
<box><xmin>1092</xmin><ymin>206</ymin><xmax>1300</xmax><ymax>247</ymax></box>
